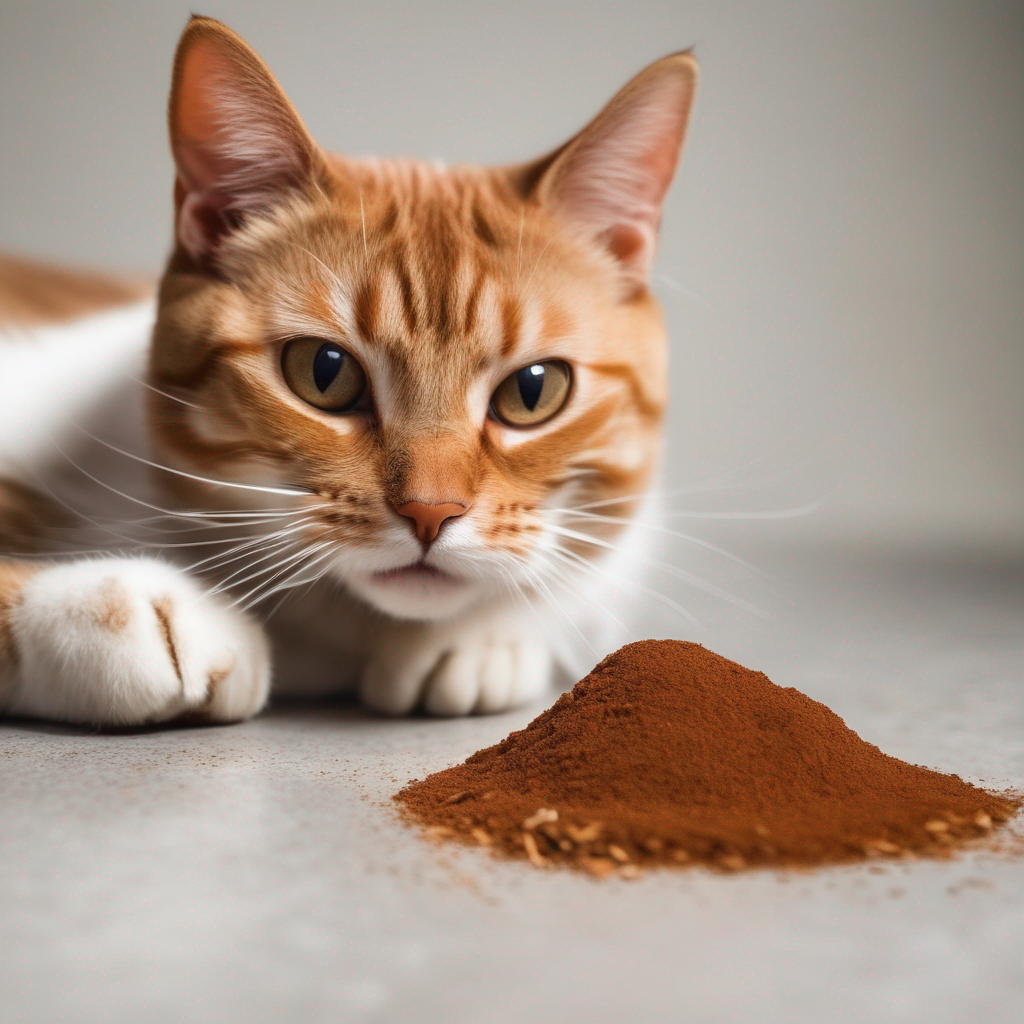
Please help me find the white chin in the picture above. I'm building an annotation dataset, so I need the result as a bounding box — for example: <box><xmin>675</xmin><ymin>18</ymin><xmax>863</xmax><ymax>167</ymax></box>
<box><xmin>342</xmin><ymin>566</ymin><xmax>482</xmax><ymax>621</ymax></box>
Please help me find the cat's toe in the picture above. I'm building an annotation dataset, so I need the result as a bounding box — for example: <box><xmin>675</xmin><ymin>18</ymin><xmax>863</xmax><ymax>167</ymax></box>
<box><xmin>507</xmin><ymin>635</ymin><xmax>552</xmax><ymax>708</ymax></box>
<box><xmin>422</xmin><ymin>642</ymin><xmax>491</xmax><ymax>716</ymax></box>
<box><xmin>472</xmin><ymin>643</ymin><xmax>515</xmax><ymax>714</ymax></box>
<box><xmin>182</xmin><ymin>610</ymin><xmax>270</xmax><ymax>724</ymax></box>
<box><xmin>422</xmin><ymin>635</ymin><xmax>551</xmax><ymax>717</ymax></box>
<box><xmin>360</xmin><ymin>640</ymin><xmax>449</xmax><ymax>716</ymax></box>
<box><xmin>360</xmin><ymin>623</ymin><xmax>553</xmax><ymax>717</ymax></box>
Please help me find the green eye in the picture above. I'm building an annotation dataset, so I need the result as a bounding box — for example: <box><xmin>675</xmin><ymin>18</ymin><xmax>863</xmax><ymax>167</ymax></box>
<box><xmin>490</xmin><ymin>360</ymin><xmax>572</xmax><ymax>427</ymax></box>
<box><xmin>282</xmin><ymin>338</ymin><xmax>367</xmax><ymax>412</ymax></box>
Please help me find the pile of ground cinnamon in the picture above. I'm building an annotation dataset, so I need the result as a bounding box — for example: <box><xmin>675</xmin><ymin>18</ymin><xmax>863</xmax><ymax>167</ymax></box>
<box><xmin>395</xmin><ymin>641</ymin><xmax>1019</xmax><ymax>876</ymax></box>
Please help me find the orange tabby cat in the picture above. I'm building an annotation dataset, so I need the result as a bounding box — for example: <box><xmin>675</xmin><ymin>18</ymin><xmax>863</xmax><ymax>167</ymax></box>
<box><xmin>0</xmin><ymin>17</ymin><xmax>697</xmax><ymax>725</ymax></box>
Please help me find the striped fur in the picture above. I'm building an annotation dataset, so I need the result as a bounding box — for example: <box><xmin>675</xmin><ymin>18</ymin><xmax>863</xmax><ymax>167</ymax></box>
<box><xmin>0</xmin><ymin>17</ymin><xmax>697</xmax><ymax>725</ymax></box>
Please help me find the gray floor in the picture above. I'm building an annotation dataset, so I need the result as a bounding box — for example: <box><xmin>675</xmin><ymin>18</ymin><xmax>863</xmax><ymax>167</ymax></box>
<box><xmin>2</xmin><ymin>539</ymin><xmax>1022</xmax><ymax>1023</ymax></box>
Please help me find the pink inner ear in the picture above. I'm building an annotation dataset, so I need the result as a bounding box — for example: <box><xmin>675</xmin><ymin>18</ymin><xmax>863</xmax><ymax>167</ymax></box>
<box><xmin>170</xmin><ymin>34</ymin><xmax>316</xmax><ymax>263</ymax></box>
<box><xmin>545</xmin><ymin>65</ymin><xmax>696</xmax><ymax>286</ymax></box>
<box><xmin>177</xmin><ymin>191</ymin><xmax>243</xmax><ymax>263</ymax></box>
<box><xmin>603</xmin><ymin>224</ymin><xmax>649</xmax><ymax>266</ymax></box>
<box><xmin>173</xmin><ymin>43</ymin><xmax>227</xmax><ymax>192</ymax></box>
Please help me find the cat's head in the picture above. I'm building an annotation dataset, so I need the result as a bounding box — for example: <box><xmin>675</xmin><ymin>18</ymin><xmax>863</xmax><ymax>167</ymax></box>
<box><xmin>149</xmin><ymin>17</ymin><xmax>697</xmax><ymax>622</ymax></box>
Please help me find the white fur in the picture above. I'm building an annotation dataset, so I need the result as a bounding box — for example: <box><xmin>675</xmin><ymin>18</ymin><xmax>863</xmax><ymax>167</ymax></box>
<box><xmin>0</xmin><ymin>300</ymin><xmax>155</xmax><ymax>479</ymax></box>
<box><xmin>6</xmin><ymin>557</ymin><xmax>270</xmax><ymax>726</ymax></box>
<box><xmin>358</xmin><ymin>604</ymin><xmax>551</xmax><ymax>716</ymax></box>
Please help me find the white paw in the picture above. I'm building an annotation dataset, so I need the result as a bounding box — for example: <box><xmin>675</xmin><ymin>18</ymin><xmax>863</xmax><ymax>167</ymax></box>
<box><xmin>8</xmin><ymin>558</ymin><xmax>270</xmax><ymax>726</ymax></box>
<box><xmin>360</xmin><ymin>620</ymin><xmax>552</xmax><ymax>717</ymax></box>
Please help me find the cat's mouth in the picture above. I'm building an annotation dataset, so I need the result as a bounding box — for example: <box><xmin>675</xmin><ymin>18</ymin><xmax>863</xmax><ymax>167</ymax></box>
<box><xmin>372</xmin><ymin>561</ymin><xmax>463</xmax><ymax>585</ymax></box>
<box><xmin>348</xmin><ymin>560</ymin><xmax>477</xmax><ymax>620</ymax></box>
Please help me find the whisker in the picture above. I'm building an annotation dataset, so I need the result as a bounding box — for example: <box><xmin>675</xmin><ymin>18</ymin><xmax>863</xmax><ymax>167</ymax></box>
<box><xmin>563</xmin><ymin>492</ymin><xmax>828</xmax><ymax>521</ymax></box>
<box><xmin>210</xmin><ymin>544</ymin><xmax>318</xmax><ymax>611</ymax></box>
<box><xmin>503</xmin><ymin>551</ymin><xmax>597</xmax><ymax>656</ymax></box>
<box><xmin>520</xmin><ymin>549</ymin><xmax>638</xmax><ymax>648</ymax></box>
<box><xmin>208</xmin><ymin>539</ymin><xmax>325</xmax><ymax>599</ymax></box>
<box><xmin>50</xmin><ymin>441</ymin><xmax>312</xmax><ymax>525</ymax></box>
<box><xmin>182</xmin><ymin>518</ymin><xmax>317</xmax><ymax>574</ymax></box>
<box><xmin>64</xmin><ymin>424</ymin><xmax>313</xmax><ymax>497</ymax></box>
<box><xmin>287</xmin><ymin>242</ymin><xmax>348</xmax><ymax>297</ymax></box>
<box><xmin>544</xmin><ymin>543</ymin><xmax>705</xmax><ymax>633</ymax></box>
<box><xmin>564</xmin><ymin>435</ymin><xmax>827</xmax><ymax>514</ymax></box>
<box><xmin>261</xmin><ymin>586</ymin><xmax>299</xmax><ymax>625</ymax></box>
<box><xmin>651</xmin><ymin>272</ymin><xmax>715</xmax><ymax>313</ymax></box>
<box><xmin>665</xmin><ymin>498</ymin><xmax>827</xmax><ymax>522</ymax></box>
<box><xmin>521</xmin><ymin>238</ymin><xmax>553</xmax><ymax>297</ymax></box>
<box><xmin>201</xmin><ymin>537</ymin><xmax>310</xmax><ymax>595</ymax></box>
<box><xmin>543</xmin><ymin>522</ymin><xmax>770</xmax><ymax>620</ymax></box>
<box><xmin>259</xmin><ymin>565</ymin><xmax>327</xmax><ymax>623</ymax></box>
<box><xmin>136</xmin><ymin>527</ymin><xmax>308</xmax><ymax>555</ymax></box>
<box><xmin>0</xmin><ymin>546</ymin><xmax>135</xmax><ymax>561</ymax></box>
<box><xmin>104</xmin><ymin>507</ymin><xmax>313</xmax><ymax>540</ymax></box>
<box><xmin>553</xmin><ymin>509</ymin><xmax>770</xmax><ymax>578</ymax></box>
<box><xmin>128</xmin><ymin>375</ymin><xmax>202</xmax><ymax>409</ymax></box>
<box><xmin>23</xmin><ymin>465</ymin><xmax>183</xmax><ymax>554</ymax></box>
<box><xmin>120</xmin><ymin>507</ymin><xmax>314</xmax><ymax>524</ymax></box>
<box><xmin>239</xmin><ymin>543</ymin><xmax>340</xmax><ymax>612</ymax></box>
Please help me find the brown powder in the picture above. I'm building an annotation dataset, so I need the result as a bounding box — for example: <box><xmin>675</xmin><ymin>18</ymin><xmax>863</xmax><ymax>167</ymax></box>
<box><xmin>395</xmin><ymin>641</ymin><xmax>1020</xmax><ymax>874</ymax></box>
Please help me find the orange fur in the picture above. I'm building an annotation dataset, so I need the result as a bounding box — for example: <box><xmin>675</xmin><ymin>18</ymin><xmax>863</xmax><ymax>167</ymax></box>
<box><xmin>0</xmin><ymin>254</ymin><xmax>151</xmax><ymax>327</ymax></box>
<box><xmin>0</xmin><ymin>16</ymin><xmax>699</xmax><ymax>724</ymax></box>
<box><xmin>148</xmin><ymin>18</ymin><xmax>697</xmax><ymax>567</ymax></box>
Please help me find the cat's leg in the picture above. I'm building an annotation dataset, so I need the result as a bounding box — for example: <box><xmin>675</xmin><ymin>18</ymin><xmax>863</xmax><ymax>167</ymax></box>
<box><xmin>0</xmin><ymin>557</ymin><xmax>270</xmax><ymax>726</ymax></box>
<box><xmin>359</xmin><ymin>605</ymin><xmax>553</xmax><ymax>716</ymax></box>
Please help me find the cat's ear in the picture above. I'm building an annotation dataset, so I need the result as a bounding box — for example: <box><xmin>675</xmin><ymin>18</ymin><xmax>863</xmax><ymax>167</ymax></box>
<box><xmin>168</xmin><ymin>16</ymin><xmax>326</xmax><ymax>266</ymax></box>
<box><xmin>525</xmin><ymin>52</ymin><xmax>698</xmax><ymax>293</ymax></box>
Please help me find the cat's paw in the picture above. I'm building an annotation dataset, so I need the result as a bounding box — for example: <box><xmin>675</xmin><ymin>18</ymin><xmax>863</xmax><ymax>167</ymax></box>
<box><xmin>8</xmin><ymin>558</ymin><xmax>270</xmax><ymax>726</ymax></box>
<box><xmin>360</xmin><ymin>621</ymin><xmax>552</xmax><ymax>716</ymax></box>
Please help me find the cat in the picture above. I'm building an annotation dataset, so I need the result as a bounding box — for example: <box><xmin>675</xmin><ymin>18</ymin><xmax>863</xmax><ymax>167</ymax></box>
<box><xmin>0</xmin><ymin>16</ymin><xmax>698</xmax><ymax>727</ymax></box>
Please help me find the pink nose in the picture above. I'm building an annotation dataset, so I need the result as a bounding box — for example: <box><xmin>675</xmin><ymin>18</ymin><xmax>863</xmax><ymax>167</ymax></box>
<box><xmin>395</xmin><ymin>501</ymin><xmax>468</xmax><ymax>544</ymax></box>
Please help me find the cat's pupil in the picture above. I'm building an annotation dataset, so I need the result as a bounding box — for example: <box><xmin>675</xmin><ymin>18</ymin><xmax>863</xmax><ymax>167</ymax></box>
<box><xmin>518</xmin><ymin>364</ymin><xmax>545</xmax><ymax>411</ymax></box>
<box><xmin>312</xmin><ymin>344</ymin><xmax>343</xmax><ymax>393</ymax></box>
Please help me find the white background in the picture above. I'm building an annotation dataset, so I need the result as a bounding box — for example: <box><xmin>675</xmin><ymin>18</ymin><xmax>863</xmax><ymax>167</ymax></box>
<box><xmin>3</xmin><ymin>0</ymin><xmax>1022</xmax><ymax>544</ymax></box>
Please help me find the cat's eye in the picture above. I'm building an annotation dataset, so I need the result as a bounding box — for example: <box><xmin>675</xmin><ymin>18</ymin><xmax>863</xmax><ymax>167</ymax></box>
<box><xmin>281</xmin><ymin>338</ymin><xmax>367</xmax><ymax>412</ymax></box>
<box><xmin>490</xmin><ymin>360</ymin><xmax>572</xmax><ymax>427</ymax></box>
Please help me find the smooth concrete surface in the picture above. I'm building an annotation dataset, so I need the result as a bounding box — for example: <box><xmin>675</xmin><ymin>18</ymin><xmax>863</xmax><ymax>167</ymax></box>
<box><xmin>2</xmin><ymin>539</ymin><xmax>1022</xmax><ymax>1023</ymax></box>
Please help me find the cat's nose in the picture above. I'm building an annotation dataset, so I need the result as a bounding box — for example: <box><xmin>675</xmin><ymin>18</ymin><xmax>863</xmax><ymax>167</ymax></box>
<box><xmin>395</xmin><ymin>501</ymin><xmax>468</xmax><ymax>545</ymax></box>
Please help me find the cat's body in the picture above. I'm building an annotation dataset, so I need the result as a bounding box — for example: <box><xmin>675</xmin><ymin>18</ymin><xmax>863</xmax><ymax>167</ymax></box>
<box><xmin>0</xmin><ymin>18</ymin><xmax>697</xmax><ymax>726</ymax></box>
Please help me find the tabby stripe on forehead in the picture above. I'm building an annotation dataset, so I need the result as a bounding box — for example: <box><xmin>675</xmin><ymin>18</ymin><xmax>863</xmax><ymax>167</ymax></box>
<box><xmin>377</xmin><ymin>199</ymin><xmax>400</xmax><ymax>236</ymax></box>
<box><xmin>353</xmin><ymin>278</ymin><xmax>380</xmax><ymax>341</ymax></box>
<box><xmin>422</xmin><ymin>204</ymin><xmax>463</xmax><ymax>343</ymax></box>
<box><xmin>500</xmin><ymin>294</ymin><xmax>523</xmax><ymax>358</ymax></box>
<box><xmin>463</xmin><ymin>265</ymin><xmax>487</xmax><ymax>335</ymax></box>
<box><xmin>393</xmin><ymin>254</ymin><xmax>418</xmax><ymax>336</ymax></box>
<box><xmin>471</xmin><ymin>203</ymin><xmax>499</xmax><ymax>248</ymax></box>
<box><xmin>433</xmin><ymin>271</ymin><xmax>455</xmax><ymax>342</ymax></box>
